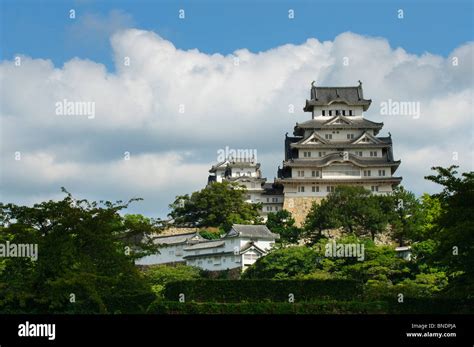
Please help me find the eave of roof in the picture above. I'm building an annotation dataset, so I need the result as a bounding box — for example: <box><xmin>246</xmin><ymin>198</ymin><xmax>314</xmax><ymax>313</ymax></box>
<box><xmin>183</xmin><ymin>240</ymin><xmax>225</xmax><ymax>251</ymax></box>
<box><xmin>283</xmin><ymin>154</ymin><xmax>401</xmax><ymax>168</ymax></box>
<box><xmin>276</xmin><ymin>177</ymin><xmax>403</xmax><ymax>185</ymax></box>
<box><xmin>183</xmin><ymin>251</ymin><xmax>235</xmax><ymax>260</ymax></box>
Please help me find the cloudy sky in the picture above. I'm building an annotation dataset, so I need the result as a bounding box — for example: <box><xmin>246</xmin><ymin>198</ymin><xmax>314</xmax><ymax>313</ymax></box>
<box><xmin>1</xmin><ymin>0</ymin><xmax>473</xmax><ymax>218</ymax></box>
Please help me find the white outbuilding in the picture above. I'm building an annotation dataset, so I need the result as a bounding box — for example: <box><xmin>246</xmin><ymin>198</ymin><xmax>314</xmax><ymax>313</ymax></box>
<box><xmin>137</xmin><ymin>224</ymin><xmax>280</xmax><ymax>272</ymax></box>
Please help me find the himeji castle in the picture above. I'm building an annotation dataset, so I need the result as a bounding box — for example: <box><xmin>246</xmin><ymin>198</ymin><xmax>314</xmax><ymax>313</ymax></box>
<box><xmin>205</xmin><ymin>81</ymin><xmax>402</xmax><ymax>226</ymax></box>
<box><xmin>276</xmin><ymin>81</ymin><xmax>402</xmax><ymax>225</ymax></box>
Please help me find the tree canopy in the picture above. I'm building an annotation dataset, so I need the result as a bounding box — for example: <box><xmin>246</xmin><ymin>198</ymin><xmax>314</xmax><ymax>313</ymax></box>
<box><xmin>0</xmin><ymin>190</ymin><xmax>162</xmax><ymax>313</ymax></box>
<box><xmin>168</xmin><ymin>181</ymin><xmax>262</xmax><ymax>230</ymax></box>
<box><xmin>265</xmin><ymin>209</ymin><xmax>302</xmax><ymax>244</ymax></box>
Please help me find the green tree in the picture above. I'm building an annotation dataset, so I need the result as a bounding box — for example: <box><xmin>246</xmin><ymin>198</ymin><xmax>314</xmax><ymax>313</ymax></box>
<box><xmin>355</xmin><ymin>195</ymin><xmax>391</xmax><ymax>241</ymax></box>
<box><xmin>386</xmin><ymin>186</ymin><xmax>424</xmax><ymax>246</ymax></box>
<box><xmin>304</xmin><ymin>199</ymin><xmax>338</xmax><ymax>242</ymax></box>
<box><xmin>242</xmin><ymin>246</ymin><xmax>319</xmax><ymax>279</ymax></box>
<box><xmin>266</xmin><ymin>210</ymin><xmax>302</xmax><ymax>244</ymax></box>
<box><xmin>143</xmin><ymin>264</ymin><xmax>202</xmax><ymax>297</ymax></box>
<box><xmin>313</xmin><ymin>186</ymin><xmax>389</xmax><ymax>240</ymax></box>
<box><xmin>418</xmin><ymin>193</ymin><xmax>442</xmax><ymax>238</ymax></box>
<box><xmin>424</xmin><ymin>166</ymin><xmax>474</xmax><ymax>297</ymax></box>
<box><xmin>327</xmin><ymin>186</ymin><xmax>371</xmax><ymax>235</ymax></box>
<box><xmin>168</xmin><ymin>182</ymin><xmax>262</xmax><ymax>231</ymax></box>
<box><xmin>0</xmin><ymin>190</ymin><xmax>161</xmax><ymax>313</ymax></box>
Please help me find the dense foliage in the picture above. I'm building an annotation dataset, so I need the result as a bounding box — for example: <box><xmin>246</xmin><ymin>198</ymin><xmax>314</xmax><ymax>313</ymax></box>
<box><xmin>148</xmin><ymin>298</ymin><xmax>473</xmax><ymax>314</ymax></box>
<box><xmin>0</xmin><ymin>166</ymin><xmax>471</xmax><ymax>314</ymax></box>
<box><xmin>168</xmin><ymin>182</ymin><xmax>262</xmax><ymax>231</ymax></box>
<box><xmin>143</xmin><ymin>264</ymin><xmax>203</xmax><ymax>297</ymax></box>
<box><xmin>0</xmin><ymin>190</ymin><xmax>162</xmax><ymax>313</ymax></box>
<box><xmin>163</xmin><ymin>279</ymin><xmax>362</xmax><ymax>302</ymax></box>
<box><xmin>245</xmin><ymin>166</ymin><xmax>473</xmax><ymax>301</ymax></box>
<box><xmin>265</xmin><ymin>210</ymin><xmax>302</xmax><ymax>244</ymax></box>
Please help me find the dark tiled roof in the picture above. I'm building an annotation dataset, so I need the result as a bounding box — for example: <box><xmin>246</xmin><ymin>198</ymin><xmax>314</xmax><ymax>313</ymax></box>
<box><xmin>277</xmin><ymin>177</ymin><xmax>403</xmax><ymax>185</ymax></box>
<box><xmin>227</xmin><ymin>224</ymin><xmax>280</xmax><ymax>240</ymax></box>
<box><xmin>296</xmin><ymin>117</ymin><xmax>383</xmax><ymax>129</ymax></box>
<box><xmin>209</xmin><ymin>160</ymin><xmax>228</xmax><ymax>173</ymax></box>
<box><xmin>304</xmin><ymin>84</ymin><xmax>372</xmax><ymax>111</ymax></box>
<box><xmin>153</xmin><ymin>232</ymin><xmax>205</xmax><ymax>246</ymax></box>
<box><xmin>183</xmin><ymin>251</ymin><xmax>235</xmax><ymax>260</ymax></box>
<box><xmin>183</xmin><ymin>240</ymin><xmax>225</xmax><ymax>251</ymax></box>
<box><xmin>283</xmin><ymin>153</ymin><xmax>401</xmax><ymax>168</ymax></box>
<box><xmin>285</xmin><ymin>135</ymin><xmax>302</xmax><ymax>160</ymax></box>
<box><xmin>294</xmin><ymin>117</ymin><xmax>383</xmax><ymax>136</ymax></box>
<box><xmin>226</xmin><ymin>176</ymin><xmax>266</xmax><ymax>184</ymax></box>
<box><xmin>262</xmin><ymin>183</ymin><xmax>284</xmax><ymax>195</ymax></box>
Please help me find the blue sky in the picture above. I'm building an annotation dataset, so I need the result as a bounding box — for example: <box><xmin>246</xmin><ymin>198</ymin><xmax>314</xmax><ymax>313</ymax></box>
<box><xmin>1</xmin><ymin>0</ymin><xmax>473</xmax><ymax>71</ymax></box>
<box><xmin>0</xmin><ymin>0</ymin><xmax>473</xmax><ymax>218</ymax></box>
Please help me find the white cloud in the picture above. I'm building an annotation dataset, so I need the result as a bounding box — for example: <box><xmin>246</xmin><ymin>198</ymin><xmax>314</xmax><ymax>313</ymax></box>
<box><xmin>1</xmin><ymin>29</ymin><xmax>472</xmax><ymax>217</ymax></box>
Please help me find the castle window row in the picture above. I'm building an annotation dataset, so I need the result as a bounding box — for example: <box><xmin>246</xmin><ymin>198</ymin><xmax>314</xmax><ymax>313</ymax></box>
<box><xmin>295</xmin><ymin>185</ymin><xmax>382</xmax><ymax>194</ymax></box>
<box><xmin>321</xmin><ymin>109</ymin><xmax>354</xmax><ymax>116</ymax></box>
<box><xmin>293</xmin><ymin>168</ymin><xmax>389</xmax><ymax>178</ymax></box>
<box><xmin>299</xmin><ymin>150</ymin><xmax>381</xmax><ymax>158</ymax></box>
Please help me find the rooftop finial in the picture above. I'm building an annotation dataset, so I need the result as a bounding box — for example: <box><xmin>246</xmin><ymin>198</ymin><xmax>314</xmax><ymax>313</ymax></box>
<box><xmin>311</xmin><ymin>81</ymin><xmax>317</xmax><ymax>100</ymax></box>
<box><xmin>358</xmin><ymin>80</ymin><xmax>362</xmax><ymax>86</ymax></box>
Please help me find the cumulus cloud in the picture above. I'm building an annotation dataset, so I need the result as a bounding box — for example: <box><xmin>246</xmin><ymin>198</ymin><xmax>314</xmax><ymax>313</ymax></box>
<box><xmin>0</xmin><ymin>29</ymin><xmax>472</xmax><ymax>217</ymax></box>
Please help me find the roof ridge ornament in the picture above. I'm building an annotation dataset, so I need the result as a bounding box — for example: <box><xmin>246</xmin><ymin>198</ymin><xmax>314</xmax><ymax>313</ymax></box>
<box><xmin>311</xmin><ymin>81</ymin><xmax>317</xmax><ymax>100</ymax></box>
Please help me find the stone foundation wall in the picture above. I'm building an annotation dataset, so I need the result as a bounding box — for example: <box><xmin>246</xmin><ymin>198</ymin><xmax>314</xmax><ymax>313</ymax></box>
<box><xmin>283</xmin><ymin>196</ymin><xmax>324</xmax><ymax>227</ymax></box>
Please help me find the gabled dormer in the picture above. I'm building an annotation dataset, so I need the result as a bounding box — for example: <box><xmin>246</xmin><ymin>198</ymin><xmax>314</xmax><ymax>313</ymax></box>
<box><xmin>298</xmin><ymin>131</ymin><xmax>329</xmax><ymax>145</ymax></box>
<box><xmin>324</xmin><ymin>115</ymin><xmax>353</xmax><ymax>126</ymax></box>
<box><xmin>352</xmin><ymin>131</ymin><xmax>382</xmax><ymax>145</ymax></box>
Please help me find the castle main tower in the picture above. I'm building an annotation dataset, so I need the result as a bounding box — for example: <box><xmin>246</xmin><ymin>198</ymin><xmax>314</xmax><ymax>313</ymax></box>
<box><xmin>277</xmin><ymin>81</ymin><xmax>402</xmax><ymax>225</ymax></box>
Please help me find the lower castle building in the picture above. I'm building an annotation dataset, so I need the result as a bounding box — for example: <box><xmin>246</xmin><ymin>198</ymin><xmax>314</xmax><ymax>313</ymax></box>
<box><xmin>137</xmin><ymin>224</ymin><xmax>280</xmax><ymax>272</ymax></box>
